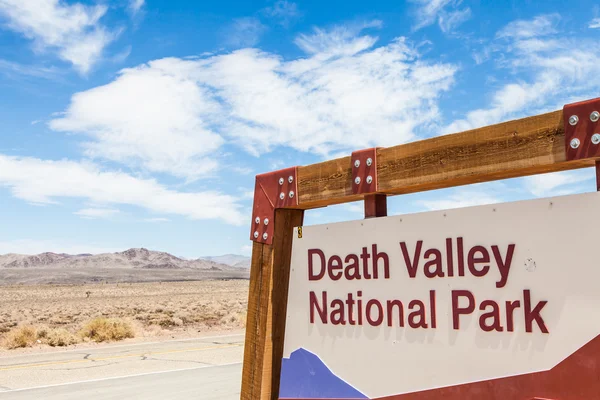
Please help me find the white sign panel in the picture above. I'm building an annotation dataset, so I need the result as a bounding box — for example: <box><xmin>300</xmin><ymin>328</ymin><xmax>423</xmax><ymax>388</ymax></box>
<box><xmin>279</xmin><ymin>191</ymin><xmax>600</xmax><ymax>400</ymax></box>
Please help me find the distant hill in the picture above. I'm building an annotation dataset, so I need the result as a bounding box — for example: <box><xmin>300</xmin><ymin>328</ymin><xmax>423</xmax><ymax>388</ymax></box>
<box><xmin>0</xmin><ymin>248</ymin><xmax>250</xmax><ymax>285</ymax></box>
<box><xmin>0</xmin><ymin>248</ymin><xmax>232</xmax><ymax>270</ymax></box>
<box><xmin>201</xmin><ymin>254</ymin><xmax>251</xmax><ymax>269</ymax></box>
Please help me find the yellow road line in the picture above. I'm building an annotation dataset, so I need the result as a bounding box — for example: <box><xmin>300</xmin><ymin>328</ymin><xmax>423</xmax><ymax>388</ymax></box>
<box><xmin>0</xmin><ymin>342</ymin><xmax>243</xmax><ymax>372</ymax></box>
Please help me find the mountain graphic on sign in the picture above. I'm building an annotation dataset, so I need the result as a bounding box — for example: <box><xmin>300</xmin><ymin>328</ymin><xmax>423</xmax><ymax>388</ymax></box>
<box><xmin>279</xmin><ymin>348</ymin><xmax>368</xmax><ymax>399</ymax></box>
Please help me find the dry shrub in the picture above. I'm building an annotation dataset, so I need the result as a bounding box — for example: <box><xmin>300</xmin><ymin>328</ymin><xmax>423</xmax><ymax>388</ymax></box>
<box><xmin>221</xmin><ymin>311</ymin><xmax>246</xmax><ymax>328</ymax></box>
<box><xmin>46</xmin><ymin>328</ymin><xmax>79</xmax><ymax>347</ymax></box>
<box><xmin>36</xmin><ymin>326</ymin><xmax>49</xmax><ymax>339</ymax></box>
<box><xmin>3</xmin><ymin>325</ymin><xmax>37</xmax><ymax>349</ymax></box>
<box><xmin>155</xmin><ymin>317</ymin><xmax>177</xmax><ymax>328</ymax></box>
<box><xmin>79</xmin><ymin>318</ymin><xmax>135</xmax><ymax>342</ymax></box>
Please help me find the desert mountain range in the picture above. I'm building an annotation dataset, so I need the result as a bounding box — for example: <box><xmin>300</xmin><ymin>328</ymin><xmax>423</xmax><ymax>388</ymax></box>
<box><xmin>202</xmin><ymin>254</ymin><xmax>251</xmax><ymax>269</ymax></box>
<box><xmin>0</xmin><ymin>248</ymin><xmax>251</xmax><ymax>270</ymax></box>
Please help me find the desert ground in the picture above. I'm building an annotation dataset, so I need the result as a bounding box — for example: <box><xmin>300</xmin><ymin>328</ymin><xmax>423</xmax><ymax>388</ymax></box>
<box><xmin>0</xmin><ymin>268</ymin><xmax>248</xmax><ymax>285</ymax></box>
<box><xmin>0</xmin><ymin>280</ymin><xmax>249</xmax><ymax>352</ymax></box>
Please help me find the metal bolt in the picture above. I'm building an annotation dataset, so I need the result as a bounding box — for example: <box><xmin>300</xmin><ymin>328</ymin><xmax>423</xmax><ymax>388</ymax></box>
<box><xmin>569</xmin><ymin>115</ymin><xmax>579</xmax><ymax>126</ymax></box>
<box><xmin>279</xmin><ymin>192</ymin><xmax>285</xmax><ymax>200</ymax></box>
<box><xmin>255</xmin><ymin>217</ymin><xmax>260</xmax><ymax>224</ymax></box>
<box><xmin>354</xmin><ymin>177</ymin><xmax>361</xmax><ymax>185</ymax></box>
<box><xmin>278</xmin><ymin>177</ymin><xmax>284</xmax><ymax>185</ymax></box>
<box><xmin>262</xmin><ymin>233</ymin><xmax>268</xmax><ymax>240</ymax></box>
<box><xmin>570</xmin><ymin>138</ymin><xmax>581</xmax><ymax>149</ymax></box>
<box><xmin>263</xmin><ymin>218</ymin><xmax>269</xmax><ymax>225</ymax></box>
<box><xmin>366</xmin><ymin>175</ymin><xmax>373</xmax><ymax>184</ymax></box>
<box><xmin>366</xmin><ymin>158</ymin><xmax>373</xmax><ymax>167</ymax></box>
<box><xmin>289</xmin><ymin>191</ymin><xmax>294</xmax><ymax>198</ymax></box>
<box><xmin>253</xmin><ymin>231</ymin><xmax>259</xmax><ymax>239</ymax></box>
<box><xmin>288</xmin><ymin>175</ymin><xmax>294</xmax><ymax>183</ymax></box>
<box><xmin>354</xmin><ymin>160</ymin><xmax>360</xmax><ymax>168</ymax></box>
<box><xmin>591</xmin><ymin>111</ymin><xmax>600</xmax><ymax>123</ymax></box>
<box><xmin>592</xmin><ymin>134</ymin><xmax>600</xmax><ymax>145</ymax></box>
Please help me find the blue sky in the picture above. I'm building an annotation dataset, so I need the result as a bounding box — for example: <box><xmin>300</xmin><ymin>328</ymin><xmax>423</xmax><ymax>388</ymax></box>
<box><xmin>0</xmin><ymin>0</ymin><xmax>599</xmax><ymax>258</ymax></box>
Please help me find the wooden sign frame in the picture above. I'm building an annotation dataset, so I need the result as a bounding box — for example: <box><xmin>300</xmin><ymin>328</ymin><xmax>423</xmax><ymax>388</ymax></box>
<box><xmin>240</xmin><ymin>97</ymin><xmax>600</xmax><ymax>400</ymax></box>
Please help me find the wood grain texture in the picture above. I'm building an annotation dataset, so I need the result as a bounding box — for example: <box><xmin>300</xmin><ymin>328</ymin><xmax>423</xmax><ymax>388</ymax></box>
<box><xmin>364</xmin><ymin>194</ymin><xmax>387</xmax><ymax>218</ymax></box>
<box><xmin>241</xmin><ymin>209</ymin><xmax>304</xmax><ymax>400</ymax></box>
<box><xmin>241</xmin><ymin>241</ymin><xmax>273</xmax><ymax>400</ymax></box>
<box><xmin>268</xmin><ymin>209</ymin><xmax>304</xmax><ymax>400</ymax></box>
<box><xmin>296</xmin><ymin>109</ymin><xmax>595</xmax><ymax>208</ymax></box>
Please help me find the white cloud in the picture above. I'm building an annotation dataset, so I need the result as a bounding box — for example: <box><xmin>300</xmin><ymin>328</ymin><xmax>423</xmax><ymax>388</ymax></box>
<box><xmin>411</xmin><ymin>0</ymin><xmax>471</xmax><ymax>33</ymax></box>
<box><xmin>294</xmin><ymin>21</ymin><xmax>381</xmax><ymax>57</ymax></box>
<box><xmin>74</xmin><ymin>207</ymin><xmax>120</xmax><ymax>219</ymax></box>
<box><xmin>438</xmin><ymin>7</ymin><xmax>471</xmax><ymax>33</ymax></box>
<box><xmin>444</xmin><ymin>15</ymin><xmax>600</xmax><ymax>133</ymax></box>
<box><xmin>341</xmin><ymin>202</ymin><xmax>363</xmax><ymax>214</ymax></box>
<box><xmin>128</xmin><ymin>0</ymin><xmax>145</xmax><ymax>16</ymax></box>
<box><xmin>0</xmin><ymin>155</ymin><xmax>244</xmax><ymax>225</ymax></box>
<box><xmin>50</xmin><ymin>28</ymin><xmax>456</xmax><ymax>176</ymax></box>
<box><xmin>589</xmin><ymin>18</ymin><xmax>600</xmax><ymax>29</ymax></box>
<box><xmin>0</xmin><ymin>239</ymin><xmax>121</xmax><ymax>255</ymax></box>
<box><xmin>523</xmin><ymin>169</ymin><xmax>595</xmax><ymax>198</ymax></box>
<box><xmin>412</xmin><ymin>0</ymin><xmax>452</xmax><ymax>29</ymax></box>
<box><xmin>0</xmin><ymin>0</ymin><xmax>117</xmax><ymax>74</ymax></box>
<box><xmin>225</xmin><ymin>17</ymin><xmax>267</xmax><ymax>48</ymax></box>
<box><xmin>263</xmin><ymin>1</ymin><xmax>301</xmax><ymax>27</ymax></box>
<box><xmin>417</xmin><ymin>191</ymin><xmax>501</xmax><ymax>211</ymax></box>
<box><xmin>0</xmin><ymin>59</ymin><xmax>60</xmax><ymax>79</ymax></box>
<box><xmin>50</xmin><ymin>58</ymin><xmax>225</xmax><ymax>180</ymax></box>
<box><xmin>497</xmin><ymin>14</ymin><xmax>559</xmax><ymax>39</ymax></box>
<box><xmin>444</xmin><ymin>78</ymin><xmax>557</xmax><ymax>133</ymax></box>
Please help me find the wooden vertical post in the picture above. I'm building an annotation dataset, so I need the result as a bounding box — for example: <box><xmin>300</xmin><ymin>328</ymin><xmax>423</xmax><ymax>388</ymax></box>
<box><xmin>241</xmin><ymin>209</ymin><xmax>304</xmax><ymax>400</ymax></box>
<box><xmin>364</xmin><ymin>194</ymin><xmax>387</xmax><ymax>218</ymax></box>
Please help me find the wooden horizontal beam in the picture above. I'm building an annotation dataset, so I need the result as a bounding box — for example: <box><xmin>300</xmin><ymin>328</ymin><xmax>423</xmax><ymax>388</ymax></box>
<box><xmin>296</xmin><ymin>109</ymin><xmax>596</xmax><ymax>209</ymax></box>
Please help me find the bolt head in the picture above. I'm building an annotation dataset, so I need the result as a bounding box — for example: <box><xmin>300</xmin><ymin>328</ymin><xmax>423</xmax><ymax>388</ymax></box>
<box><xmin>279</xmin><ymin>192</ymin><xmax>285</xmax><ymax>200</ymax></box>
<box><xmin>262</xmin><ymin>233</ymin><xmax>268</xmax><ymax>240</ymax></box>
<box><xmin>253</xmin><ymin>231</ymin><xmax>259</xmax><ymax>239</ymax></box>
<box><xmin>354</xmin><ymin>177</ymin><xmax>361</xmax><ymax>185</ymax></box>
<box><xmin>255</xmin><ymin>217</ymin><xmax>260</xmax><ymax>224</ymax></box>
<box><xmin>278</xmin><ymin>177</ymin><xmax>284</xmax><ymax>185</ymax></box>
<box><xmin>592</xmin><ymin>134</ymin><xmax>600</xmax><ymax>145</ymax></box>
<box><xmin>288</xmin><ymin>175</ymin><xmax>294</xmax><ymax>183</ymax></box>
<box><xmin>289</xmin><ymin>191</ymin><xmax>294</xmax><ymax>198</ymax></box>
<box><xmin>354</xmin><ymin>160</ymin><xmax>360</xmax><ymax>168</ymax></box>
<box><xmin>570</xmin><ymin>138</ymin><xmax>581</xmax><ymax>149</ymax></box>
<box><xmin>263</xmin><ymin>218</ymin><xmax>269</xmax><ymax>225</ymax></box>
<box><xmin>569</xmin><ymin>115</ymin><xmax>579</xmax><ymax>126</ymax></box>
<box><xmin>366</xmin><ymin>158</ymin><xmax>373</xmax><ymax>167</ymax></box>
<box><xmin>591</xmin><ymin>111</ymin><xmax>600</xmax><ymax>123</ymax></box>
<box><xmin>366</xmin><ymin>175</ymin><xmax>373</xmax><ymax>184</ymax></box>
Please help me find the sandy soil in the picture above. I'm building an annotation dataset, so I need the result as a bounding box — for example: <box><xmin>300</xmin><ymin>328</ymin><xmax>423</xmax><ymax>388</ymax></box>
<box><xmin>0</xmin><ymin>280</ymin><xmax>249</xmax><ymax>352</ymax></box>
<box><xmin>0</xmin><ymin>268</ymin><xmax>248</xmax><ymax>285</ymax></box>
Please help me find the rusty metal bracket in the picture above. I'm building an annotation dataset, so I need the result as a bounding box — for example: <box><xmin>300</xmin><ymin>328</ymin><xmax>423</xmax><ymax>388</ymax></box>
<box><xmin>351</xmin><ymin>148</ymin><xmax>379</xmax><ymax>195</ymax></box>
<box><xmin>250</xmin><ymin>166</ymin><xmax>298</xmax><ymax>245</ymax></box>
<box><xmin>564</xmin><ymin>97</ymin><xmax>600</xmax><ymax>161</ymax></box>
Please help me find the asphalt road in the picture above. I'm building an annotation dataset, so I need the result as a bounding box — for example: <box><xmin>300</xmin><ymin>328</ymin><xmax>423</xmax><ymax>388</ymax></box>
<box><xmin>0</xmin><ymin>333</ymin><xmax>245</xmax><ymax>399</ymax></box>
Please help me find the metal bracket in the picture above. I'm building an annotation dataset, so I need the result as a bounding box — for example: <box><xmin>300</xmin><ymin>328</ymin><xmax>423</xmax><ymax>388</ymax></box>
<box><xmin>250</xmin><ymin>166</ymin><xmax>298</xmax><ymax>245</ymax></box>
<box><xmin>351</xmin><ymin>148</ymin><xmax>379</xmax><ymax>195</ymax></box>
<box><xmin>564</xmin><ymin>97</ymin><xmax>600</xmax><ymax>161</ymax></box>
